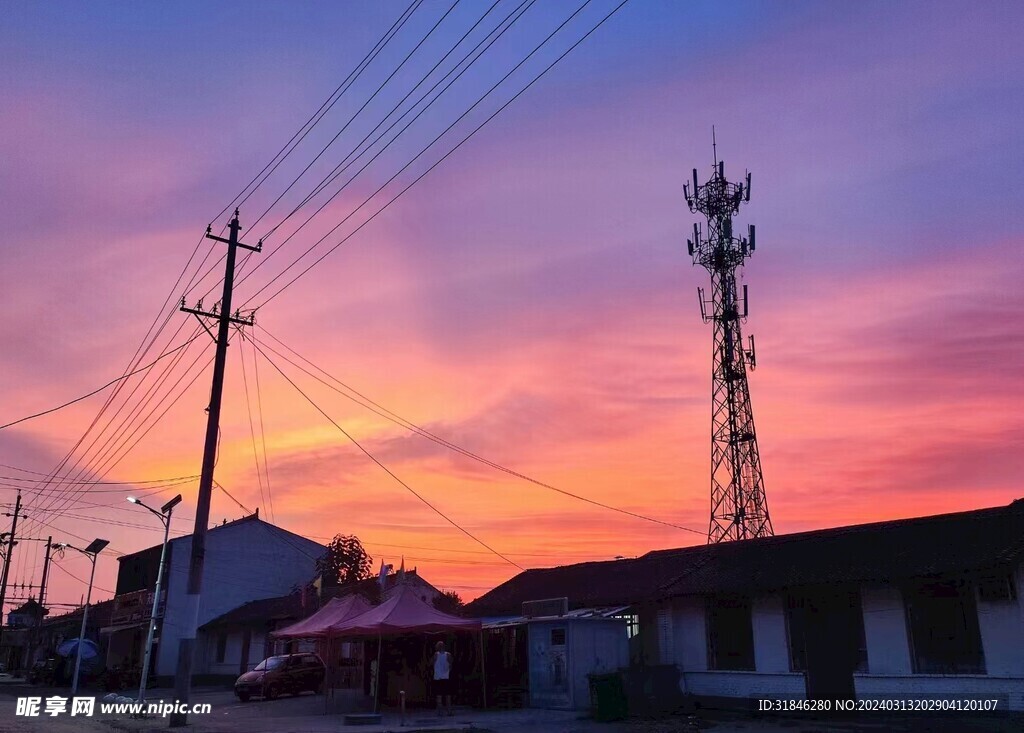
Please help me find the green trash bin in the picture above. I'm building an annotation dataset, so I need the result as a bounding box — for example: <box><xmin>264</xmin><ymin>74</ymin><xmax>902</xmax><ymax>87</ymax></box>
<box><xmin>588</xmin><ymin>672</ymin><xmax>628</xmax><ymax>721</ymax></box>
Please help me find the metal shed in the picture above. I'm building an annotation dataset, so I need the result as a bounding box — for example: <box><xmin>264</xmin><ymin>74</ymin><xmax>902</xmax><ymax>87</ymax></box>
<box><xmin>484</xmin><ymin>604</ymin><xmax>629</xmax><ymax>711</ymax></box>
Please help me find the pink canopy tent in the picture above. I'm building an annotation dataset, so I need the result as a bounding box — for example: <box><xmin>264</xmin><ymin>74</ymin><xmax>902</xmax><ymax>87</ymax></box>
<box><xmin>329</xmin><ymin>585</ymin><xmax>483</xmax><ymax>713</ymax></box>
<box><xmin>331</xmin><ymin>584</ymin><xmax>481</xmax><ymax>637</ymax></box>
<box><xmin>270</xmin><ymin>594</ymin><xmax>373</xmax><ymax>639</ymax></box>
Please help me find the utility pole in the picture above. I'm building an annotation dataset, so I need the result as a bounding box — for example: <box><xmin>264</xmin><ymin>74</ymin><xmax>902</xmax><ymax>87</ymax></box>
<box><xmin>170</xmin><ymin>210</ymin><xmax>259</xmax><ymax>726</ymax></box>
<box><xmin>38</xmin><ymin>537</ymin><xmax>53</xmax><ymax>611</ymax></box>
<box><xmin>684</xmin><ymin>133</ymin><xmax>774</xmax><ymax>543</ymax></box>
<box><xmin>24</xmin><ymin>536</ymin><xmax>53</xmax><ymax>669</ymax></box>
<box><xmin>0</xmin><ymin>492</ymin><xmax>24</xmax><ymax>647</ymax></box>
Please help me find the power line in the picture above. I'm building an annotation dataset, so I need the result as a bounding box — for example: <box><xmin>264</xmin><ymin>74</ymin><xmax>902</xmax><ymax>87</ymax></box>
<box><xmin>182</xmin><ymin>0</ymin><xmax>425</xmax><ymax>304</ymax></box>
<box><xmin>0</xmin><ymin>0</ymin><xmax>418</xmax><ymax>561</ymax></box>
<box><xmin>235</xmin><ymin>0</ymin><xmax>535</xmax><ymax>301</ymax></box>
<box><xmin>250</xmin><ymin>337</ymin><xmax>523</xmax><ymax>571</ymax></box>
<box><xmin>238</xmin><ymin>332</ymin><xmax>269</xmax><ymax>520</ymax></box>
<box><xmin>245</xmin><ymin>0</ymin><xmax>449</xmax><ymax>235</ymax></box>
<box><xmin>16</xmin><ymin>340</ymin><xmax>210</xmax><ymax>537</ymax></box>
<box><xmin>250</xmin><ymin>330</ymin><xmax>275</xmax><ymax>523</ymax></box>
<box><xmin>255</xmin><ymin>328</ymin><xmax>702</xmax><ymax>537</ymax></box>
<box><xmin>0</xmin><ymin>468</ymin><xmax>199</xmax><ymax>486</ymax></box>
<box><xmin>0</xmin><ymin>479</ymin><xmax>196</xmax><ymax>497</ymax></box>
<box><xmin>50</xmin><ymin>561</ymin><xmax>114</xmax><ymax>596</ymax></box>
<box><xmin>257</xmin><ymin>0</ymin><xmax>509</xmax><ymax>244</ymax></box>
<box><xmin>9</xmin><ymin>321</ymin><xmax>201</xmax><ymax>529</ymax></box>
<box><xmin>245</xmin><ymin>0</ymin><xmax>631</xmax><ymax>310</ymax></box>
<box><xmin>0</xmin><ymin>336</ymin><xmax>200</xmax><ymax>431</ymax></box>
<box><xmin>232</xmin><ymin>0</ymin><xmax>423</xmax><ymax>219</ymax></box>
<box><xmin>214</xmin><ymin>481</ymin><xmax>253</xmax><ymax>515</ymax></box>
<box><xmin>6</xmin><ymin>1</ymin><xmax>430</xmax><ymax>581</ymax></box>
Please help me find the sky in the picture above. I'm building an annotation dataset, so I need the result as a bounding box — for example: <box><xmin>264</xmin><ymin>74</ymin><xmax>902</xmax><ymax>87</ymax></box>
<box><xmin>1</xmin><ymin>0</ymin><xmax>1023</xmax><ymax>612</ymax></box>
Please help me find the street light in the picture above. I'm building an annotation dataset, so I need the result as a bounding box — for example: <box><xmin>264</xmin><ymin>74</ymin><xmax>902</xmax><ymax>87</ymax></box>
<box><xmin>126</xmin><ymin>493</ymin><xmax>181</xmax><ymax>702</ymax></box>
<box><xmin>59</xmin><ymin>538</ymin><xmax>110</xmax><ymax>696</ymax></box>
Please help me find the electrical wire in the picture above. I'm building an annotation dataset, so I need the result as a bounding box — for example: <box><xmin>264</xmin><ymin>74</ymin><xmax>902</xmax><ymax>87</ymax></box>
<box><xmin>238</xmin><ymin>331</ymin><xmax>270</xmax><ymax>520</ymax></box>
<box><xmin>254</xmin><ymin>327</ymin><xmax>702</xmax><ymax>536</ymax></box>
<box><xmin>0</xmin><ymin>335</ymin><xmax>201</xmax><ymax>431</ymax></box>
<box><xmin>249</xmin><ymin>336</ymin><xmax>523</xmax><ymax>571</ymax></box>
<box><xmin>245</xmin><ymin>0</ymin><xmax>451</xmax><ymax>235</ymax></box>
<box><xmin>251</xmin><ymin>329</ymin><xmax>275</xmax><ymax>523</ymax></box>
<box><xmin>257</xmin><ymin>0</ymin><xmax>509</xmax><ymax>243</ymax></box>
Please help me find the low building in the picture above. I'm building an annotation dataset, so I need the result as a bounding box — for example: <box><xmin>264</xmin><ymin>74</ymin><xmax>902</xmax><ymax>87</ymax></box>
<box><xmin>0</xmin><ymin>599</ymin><xmax>47</xmax><ymax>671</ymax></box>
<box><xmin>106</xmin><ymin>512</ymin><xmax>324</xmax><ymax>685</ymax></box>
<box><xmin>469</xmin><ymin>499</ymin><xmax>1024</xmax><ymax>711</ymax></box>
<box><xmin>483</xmin><ymin>605</ymin><xmax>629</xmax><ymax>710</ymax></box>
<box><xmin>197</xmin><ymin>569</ymin><xmax>440</xmax><ymax>683</ymax></box>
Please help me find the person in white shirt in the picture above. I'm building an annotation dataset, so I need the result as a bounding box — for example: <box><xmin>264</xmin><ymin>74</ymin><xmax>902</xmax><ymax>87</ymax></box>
<box><xmin>432</xmin><ymin>640</ymin><xmax>453</xmax><ymax>716</ymax></box>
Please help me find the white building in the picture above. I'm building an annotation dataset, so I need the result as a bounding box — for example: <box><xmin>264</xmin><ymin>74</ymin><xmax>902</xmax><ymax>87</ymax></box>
<box><xmin>471</xmin><ymin>499</ymin><xmax>1024</xmax><ymax>712</ymax></box>
<box><xmin>107</xmin><ymin>513</ymin><xmax>323</xmax><ymax>684</ymax></box>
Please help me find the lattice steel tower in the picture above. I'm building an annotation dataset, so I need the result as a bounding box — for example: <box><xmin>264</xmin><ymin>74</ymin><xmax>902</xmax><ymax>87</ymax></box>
<box><xmin>683</xmin><ymin>137</ymin><xmax>774</xmax><ymax>543</ymax></box>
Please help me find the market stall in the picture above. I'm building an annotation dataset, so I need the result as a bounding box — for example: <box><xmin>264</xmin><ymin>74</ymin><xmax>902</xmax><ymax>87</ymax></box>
<box><xmin>329</xmin><ymin>584</ymin><xmax>483</xmax><ymax>712</ymax></box>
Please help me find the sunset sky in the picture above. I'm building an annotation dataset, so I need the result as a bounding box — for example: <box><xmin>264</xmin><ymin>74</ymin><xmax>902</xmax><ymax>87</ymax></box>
<box><xmin>1</xmin><ymin>0</ymin><xmax>1022</xmax><ymax>612</ymax></box>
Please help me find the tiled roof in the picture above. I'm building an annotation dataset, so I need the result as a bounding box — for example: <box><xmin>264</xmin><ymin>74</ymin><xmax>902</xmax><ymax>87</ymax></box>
<box><xmin>200</xmin><ymin>593</ymin><xmax>306</xmax><ymax>629</ymax></box>
<box><xmin>663</xmin><ymin>499</ymin><xmax>1024</xmax><ymax>597</ymax></box>
<box><xmin>466</xmin><ymin>499</ymin><xmax>1024</xmax><ymax>616</ymax></box>
<box><xmin>465</xmin><ymin>550</ymin><xmax>701</xmax><ymax>617</ymax></box>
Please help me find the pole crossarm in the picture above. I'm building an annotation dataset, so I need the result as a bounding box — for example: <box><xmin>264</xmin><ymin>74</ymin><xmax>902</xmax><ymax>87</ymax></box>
<box><xmin>205</xmin><ymin>226</ymin><xmax>262</xmax><ymax>252</ymax></box>
<box><xmin>180</xmin><ymin>302</ymin><xmax>256</xmax><ymax>328</ymax></box>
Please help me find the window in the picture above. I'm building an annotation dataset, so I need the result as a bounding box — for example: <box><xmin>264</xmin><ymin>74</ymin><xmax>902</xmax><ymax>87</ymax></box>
<box><xmin>976</xmin><ymin>573</ymin><xmax>1017</xmax><ymax>603</ymax></box>
<box><xmin>215</xmin><ymin>632</ymin><xmax>227</xmax><ymax>664</ymax></box>
<box><xmin>905</xmin><ymin>580</ymin><xmax>985</xmax><ymax>674</ymax></box>
<box><xmin>614</xmin><ymin>613</ymin><xmax>640</xmax><ymax>639</ymax></box>
<box><xmin>656</xmin><ymin>608</ymin><xmax>674</xmax><ymax>662</ymax></box>
<box><xmin>550</xmin><ymin>628</ymin><xmax>566</xmax><ymax>646</ymax></box>
<box><xmin>786</xmin><ymin>591</ymin><xmax>868</xmax><ymax>673</ymax></box>
<box><xmin>706</xmin><ymin>596</ymin><xmax>754</xmax><ymax>671</ymax></box>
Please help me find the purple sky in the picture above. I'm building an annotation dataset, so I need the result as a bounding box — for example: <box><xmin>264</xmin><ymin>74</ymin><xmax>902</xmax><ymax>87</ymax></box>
<box><xmin>1</xmin><ymin>0</ymin><xmax>1022</xmax><ymax>603</ymax></box>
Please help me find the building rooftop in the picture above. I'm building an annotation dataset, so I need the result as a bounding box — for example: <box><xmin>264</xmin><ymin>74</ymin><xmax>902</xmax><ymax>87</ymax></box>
<box><xmin>200</xmin><ymin>570</ymin><xmax>431</xmax><ymax>630</ymax></box>
<box><xmin>467</xmin><ymin>499</ymin><xmax>1024</xmax><ymax>616</ymax></box>
<box><xmin>116</xmin><ymin>512</ymin><xmax>321</xmax><ymax>564</ymax></box>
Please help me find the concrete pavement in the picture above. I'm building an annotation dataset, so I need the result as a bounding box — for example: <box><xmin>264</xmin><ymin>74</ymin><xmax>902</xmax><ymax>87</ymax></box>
<box><xmin>2</xmin><ymin>681</ymin><xmax>1023</xmax><ymax>733</ymax></box>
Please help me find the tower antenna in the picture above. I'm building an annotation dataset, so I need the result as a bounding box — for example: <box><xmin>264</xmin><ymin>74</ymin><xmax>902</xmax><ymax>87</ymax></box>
<box><xmin>684</xmin><ymin>140</ymin><xmax>773</xmax><ymax>543</ymax></box>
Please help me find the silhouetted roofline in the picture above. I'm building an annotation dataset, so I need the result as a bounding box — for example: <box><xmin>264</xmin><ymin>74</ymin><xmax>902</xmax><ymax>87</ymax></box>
<box><xmin>467</xmin><ymin>499</ymin><xmax>1024</xmax><ymax>616</ymax></box>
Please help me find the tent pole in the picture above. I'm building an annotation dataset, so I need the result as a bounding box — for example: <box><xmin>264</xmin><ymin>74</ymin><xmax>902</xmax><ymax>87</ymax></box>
<box><xmin>374</xmin><ymin>632</ymin><xmax>383</xmax><ymax>714</ymax></box>
<box><xmin>324</xmin><ymin>635</ymin><xmax>329</xmax><ymax>716</ymax></box>
<box><xmin>479</xmin><ymin>630</ymin><xmax>488</xmax><ymax>710</ymax></box>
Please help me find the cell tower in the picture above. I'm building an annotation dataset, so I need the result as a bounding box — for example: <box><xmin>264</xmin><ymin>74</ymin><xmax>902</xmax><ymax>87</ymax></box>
<box><xmin>683</xmin><ymin>133</ymin><xmax>774</xmax><ymax>543</ymax></box>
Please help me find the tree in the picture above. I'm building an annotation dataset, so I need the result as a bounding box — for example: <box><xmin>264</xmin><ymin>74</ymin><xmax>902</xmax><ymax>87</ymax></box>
<box><xmin>432</xmin><ymin>590</ymin><xmax>464</xmax><ymax>616</ymax></box>
<box><xmin>316</xmin><ymin>534</ymin><xmax>372</xmax><ymax>586</ymax></box>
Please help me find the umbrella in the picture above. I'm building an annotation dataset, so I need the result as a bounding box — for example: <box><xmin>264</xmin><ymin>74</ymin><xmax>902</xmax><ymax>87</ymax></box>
<box><xmin>57</xmin><ymin>639</ymin><xmax>99</xmax><ymax>660</ymax></box>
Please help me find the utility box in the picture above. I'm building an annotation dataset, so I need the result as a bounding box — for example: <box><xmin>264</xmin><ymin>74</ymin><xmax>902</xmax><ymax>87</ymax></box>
<box><xmin>527</xmin><ymin>617</ymin><xmax>628</xmax><ymax>711</ymax></box>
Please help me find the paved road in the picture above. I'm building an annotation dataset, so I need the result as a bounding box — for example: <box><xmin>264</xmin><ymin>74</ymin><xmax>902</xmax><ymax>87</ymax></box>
<box><xmin>3</xmin><ymin>681</ymin><xmax>1023</xmax><ymax>733</ymax></box>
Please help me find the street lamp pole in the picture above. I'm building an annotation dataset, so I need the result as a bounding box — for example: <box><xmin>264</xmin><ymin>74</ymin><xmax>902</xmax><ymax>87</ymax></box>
<box><xmin>128</xmin><ymin>494</ymin><xmax>181</xmax><ymax>703</ymax></box>
<box><xmin>60</xmin><ymin>538</ymin><xmax>110</xmax><ymax>697</ymax></box>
